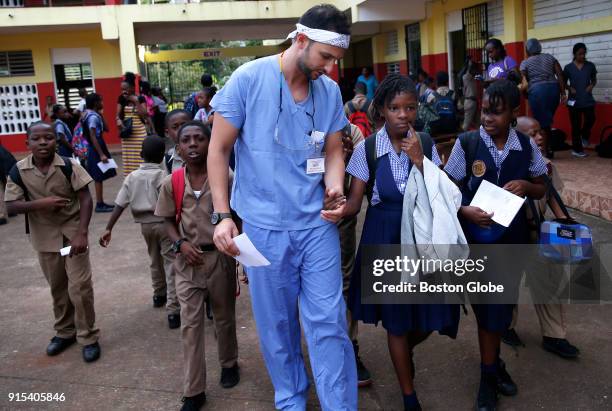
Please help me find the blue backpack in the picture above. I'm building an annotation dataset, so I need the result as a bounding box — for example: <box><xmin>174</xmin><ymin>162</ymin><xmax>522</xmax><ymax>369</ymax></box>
<box><xmin>429</xmin><ymin>90</ymin><xmax>457</xmax><ymax>134</ymax></box>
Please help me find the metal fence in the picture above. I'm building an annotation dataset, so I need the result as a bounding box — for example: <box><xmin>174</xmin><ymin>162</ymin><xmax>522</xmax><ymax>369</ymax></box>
<box><xmin>145</xmin><ymin>60</ymin><xmax>206</xmax><ymax>108</ymax></box>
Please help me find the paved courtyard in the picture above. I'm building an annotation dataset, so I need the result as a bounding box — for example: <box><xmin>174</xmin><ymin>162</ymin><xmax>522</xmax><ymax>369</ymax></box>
<box><xmin>1</xmin><ymin>156</ymin><xmax>611</xmax><ymax>410</ymax></box>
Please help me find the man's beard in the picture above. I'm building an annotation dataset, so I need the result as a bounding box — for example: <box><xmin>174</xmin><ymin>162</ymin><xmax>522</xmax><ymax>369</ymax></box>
<box><xmin>297</xmin><ymin>55</ymin><xmax>314</xmax><ymax>78</ymax></box>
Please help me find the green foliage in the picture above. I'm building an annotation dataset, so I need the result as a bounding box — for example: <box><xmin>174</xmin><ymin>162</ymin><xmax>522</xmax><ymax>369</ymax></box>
<box><xmin>147</xmin><ymin>40</ymin><xmax>263</xmax><ymax>104</ymax></box>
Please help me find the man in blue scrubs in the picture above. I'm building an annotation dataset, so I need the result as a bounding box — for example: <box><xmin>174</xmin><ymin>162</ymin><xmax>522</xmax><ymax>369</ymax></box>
<box><xmin>207</xmin><ymin>4</ymin><xmax>357</xmax><ymax>410</ymax></box>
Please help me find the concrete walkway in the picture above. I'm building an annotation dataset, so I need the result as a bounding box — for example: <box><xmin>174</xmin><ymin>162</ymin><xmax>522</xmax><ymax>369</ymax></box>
<box><xmin>1</xmin><ymin>157</ymin><xmax>611</xmax><ymax>410</ymax></box>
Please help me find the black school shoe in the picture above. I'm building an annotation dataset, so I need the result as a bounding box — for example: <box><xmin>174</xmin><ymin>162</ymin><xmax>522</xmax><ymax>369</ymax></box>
<box><xmin>153</xmin><ymin>294</ymin><xmax>167</xmax><ymax>308</ymax></box>
<box><xmin>220</xmin><ymin>364</ymin><xmax>240</xmax><ymax>388</ymax></box>
<box><xmin>496</xmin><ymin>359</ymin><xmax>518</xmax><ymax>396</ymax></box>
<box><xmin>82</xmin><ymin>342</ymin><xmax>101</xmax><ymax>363</ymax></box>
<box><xmin>181</xmin><ymin>392</ymin><xmax>206</xmax><ymax>411</ymax></box>
<box><xmin>168</xmin><ymin>314</ymin><xmax>181</xmax><ymax>329</ymax></box>
<box><xmin>476</xmin><ymin>373</ymin><xmax>498</xmax><ymax>411</ymax></box>
<box><xmin>353</xmin><ymin>341</ymin><xmax>372</xmax><ymax>387</ymax></box>
<box><xmin>501</xmin><ymin>328</ymin><xmax>524</xmax><ymax>347</ymax></box>
<box><xmin>0</xmin><ymin>217</ymin><xmax>7</xmax><ymax>225</ymax></box>
<box><xmin>542</xmin><ymin>337</ymin><xmax>580</xmax><ymax>359</ymax></box>
<box><xmin>95</xmin><ymin>203</ymin><xmax>114</xmax><ymax>213</ymax></box>
<box><xmin>46</xmin><ymin>336</ymin><xmax>76</xmax><ymax>356</ymax></box>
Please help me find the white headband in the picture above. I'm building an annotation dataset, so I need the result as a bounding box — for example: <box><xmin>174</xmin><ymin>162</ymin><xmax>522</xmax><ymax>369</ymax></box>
<box><xmin>287</xmin><ymin>23</ymin><xmax>351</xmax><ymax>49</ymax></box>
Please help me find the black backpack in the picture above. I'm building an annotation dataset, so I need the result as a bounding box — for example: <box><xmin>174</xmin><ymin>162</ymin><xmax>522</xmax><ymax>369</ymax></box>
<box><xmin>8</xmin><ymin>157</ymin><xmax>74</xmax><ymax>234</ymax></box>
<box><xmin>364</xmin><ymin>132</ymin><xmax>434</xmax><ymax>204</ymax></box>
<box><xmin>0</xmin><ymin>144</ymin><xmax>17</xmax><ymax>185</ymax></box>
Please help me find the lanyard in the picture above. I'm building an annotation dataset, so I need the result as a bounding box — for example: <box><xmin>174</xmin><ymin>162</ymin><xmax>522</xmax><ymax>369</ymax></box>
<box><xmin>277</xmin><ymin>53</ymin><xmax>316</xmax><ymax>133</ymax></box>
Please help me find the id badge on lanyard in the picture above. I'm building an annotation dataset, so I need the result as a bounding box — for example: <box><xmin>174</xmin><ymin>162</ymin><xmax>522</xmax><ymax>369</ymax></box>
<box><xmin>306</xmin><ymin>130</ymin><xmax>326</xmax><ymax>174</ymax></box>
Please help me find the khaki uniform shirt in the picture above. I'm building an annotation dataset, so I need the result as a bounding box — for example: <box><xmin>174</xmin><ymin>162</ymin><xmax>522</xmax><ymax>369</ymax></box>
<box><xmin>115</xmin><ymin>162</ymin><xmax>167</xmax><ymax>223</ymax></box>
<box><xmin>155</xmin><ymin>168</ymin><xmax>233</xmax><ymax>247</ymax></box>
<box><xmin>4</xmin><ymin>154</ymin><xmax>92</xmax><ymax>252</ymax></box>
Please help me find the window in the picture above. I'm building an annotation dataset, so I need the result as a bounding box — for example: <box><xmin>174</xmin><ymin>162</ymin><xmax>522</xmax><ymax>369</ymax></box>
<box><xmin>0</xmin><ymin>0</ymin><xmax>24</xmax><ymax>7</ymax></box>
<box><xmin>0</xmin><ymin>50</ymin><xmax>35</xmax><ymax>77</ymax></box>
<box><xmin>54</xmin><ymin>63</ymin><xmax>94</xmax><ymax>110</ymax></box>
<box><xmin>0</xmin><ymin>84</ymin><xmax>41</xmax><ymax>135</ymax></box>
<box><xmin>405</xmin><ymin>23</ymin><xmax>422</xmax><ymax>75</ymax></box>
<box><xmin>386</xmin><ymin>31</ymin><xmax>399</xmax><ymax>56</ymax></box>
<box><xmin>387</xmin><ymin>62</ymin><xmax>401</xmax><ymax>75</ymax></box>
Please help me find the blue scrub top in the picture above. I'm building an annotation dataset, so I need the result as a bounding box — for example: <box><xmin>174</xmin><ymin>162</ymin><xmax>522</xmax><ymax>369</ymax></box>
<box><xmin>211</xmin><ymin>55</ymin><xmax>348</xmax><ymax>231</ymax></box>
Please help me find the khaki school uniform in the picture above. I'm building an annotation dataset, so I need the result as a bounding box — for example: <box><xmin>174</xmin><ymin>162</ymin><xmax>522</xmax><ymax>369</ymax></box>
<box><xmin>114</xmin><ymin>162</ymin><xmax>179</xmax><ymax>315</ymax></box>
<box><xmin>513</xmin><ymin>161</ymin><xmax>567</xmax><ymax>338</ymax></box>
<box><xmin>155</xmin><ymin>168</ymin><xmax>237</xmax><ymax>397</ymax></box>
<box><xmin>4</xmin><ymin>154</ymin><xmax>99</xmax><ymax>345</ymax></box>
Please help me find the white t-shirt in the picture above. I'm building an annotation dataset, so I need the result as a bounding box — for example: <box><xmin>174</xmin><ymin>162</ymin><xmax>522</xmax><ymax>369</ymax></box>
<box><xmin>194</xmin><ymin>107</ymin><xmax>213</xmax><ymax>123</ymax></box>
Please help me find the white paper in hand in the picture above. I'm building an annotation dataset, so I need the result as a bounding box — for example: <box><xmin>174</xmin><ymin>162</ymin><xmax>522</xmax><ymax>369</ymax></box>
<box><xmin>469</xmin><ymin>179</ymin><xmax>525</xmax><ymax>227</ymax></box>
<box><xmin>60</xmin><ymin>246</ymin><xmax>71</xmax><ymax>256</ymax></box>
<box><xmin>97</xmin><ymin>159</ymin><xmax>118</xmax><ymax>173</ymax></box>
<box><xmin>232</xmin><ymin>233</ymin><xmax>271</xmax><ymax>267</ymax></box>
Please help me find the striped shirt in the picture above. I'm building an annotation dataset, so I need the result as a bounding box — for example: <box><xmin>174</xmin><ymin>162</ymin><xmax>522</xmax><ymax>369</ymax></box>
<box><xmin>520</xmin><ymin>53</ymin><xmax>559</xmax><ymax>89</ymax></box>
<box><xmin>443</xmin><ymin>126</ymin><xmax>548</xmax><ymax>182</ymax></box>
<box><xmin>346</xmin><ymin>126</ymin><xmax>441</xmax><ymax>206</ymax></box>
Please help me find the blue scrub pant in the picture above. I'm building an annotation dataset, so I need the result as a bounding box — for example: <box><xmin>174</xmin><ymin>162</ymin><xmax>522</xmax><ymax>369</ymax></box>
<box><xmin>244</xmin><ymin>222</ymin><xmax>358</xmax><ymax>411</ymax></box>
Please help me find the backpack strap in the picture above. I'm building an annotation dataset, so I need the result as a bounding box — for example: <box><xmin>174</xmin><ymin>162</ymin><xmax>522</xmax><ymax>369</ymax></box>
<box><xmin>59</xmin><ymin>156</ymin><xmax>73</xmax><ymax>182</ymax></box>
<box><xmin>458</xmin><ymin>130</ymin><xmax>481</xmax><ymax>180</ymax></box>
<box><xmin>347</xmin><ymin>101</ymin><xmax>356</xmax><ymax>114</ymax></box>
<box><xmin>171</xmin><ymin>167</ymin><xmax>186</xmax><ymax>224</ymax></box>
<box><xmin>361</xmin><ymin>99</ymin><xmax>372</xmax><ymax>113</ymax></box>
<box><xmin>364</xmin><ymin>132</ymin><xmax>378</xmax><ymax>204</ymax></box>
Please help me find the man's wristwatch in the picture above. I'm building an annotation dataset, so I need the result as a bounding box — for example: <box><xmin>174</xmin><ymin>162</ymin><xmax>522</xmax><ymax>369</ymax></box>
<box><xmin>210</xmin><ymin>212</ymin><xmax>233</xmax><ymax>226</ymax></box>
<box><xmin>172</xmin><ymin>238</ymin><xmax>187</xmax><ymax>254</ymax></box>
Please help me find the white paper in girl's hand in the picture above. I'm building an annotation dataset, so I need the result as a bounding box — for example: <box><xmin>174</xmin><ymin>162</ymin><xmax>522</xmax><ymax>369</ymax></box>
<box><xmin>60</xmin><ymin>246</ymin><xmax>71</xmax><ymax>256</ymax></box>
<box><xmin>97</xmin><ymin>159</ymin><xmax>117</xmax><ymax>173</ymax></box>
<box><xmin>469</xmin><ymin>180</ymin><xmax>525</xmax><ymax>227</ymax></box>
<box><xmin>232</xmin><ymin>233</ymin><xmax>270</xmax><ymax>267</ymax></box>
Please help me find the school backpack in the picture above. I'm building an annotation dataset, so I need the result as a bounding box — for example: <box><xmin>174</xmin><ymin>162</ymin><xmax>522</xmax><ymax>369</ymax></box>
<box><xmin>0</xmin><ymin>144</ymin><xmax>17</xmax><ymax>185</ymax></box>
<box><xmin>364</xmin><ymin>131</ymin><xmax>434</xmax><ymax>204</ymax></box>
<box><xmin>596</xmin><ymin>125</ymin><xmax>612</xmax><ymax>158</ymax></box>
<box><xmin>8</xmin><ymin>156</ymin><xmax>74</xmax><ymax>234</ymax></box>
<box><xmin>347</xmin><ymin>100</ymin><xmax>372</xmax><ymax>138</ymax></box>
<box><xmin>72</xmin><ymin>115</ymin><xmax>91</xmax><ymax>160</ymax></box>
<box><xmin>429</xmin><ymin>91</ymin><xmax>457</xmax><ymax>134</ymax></box>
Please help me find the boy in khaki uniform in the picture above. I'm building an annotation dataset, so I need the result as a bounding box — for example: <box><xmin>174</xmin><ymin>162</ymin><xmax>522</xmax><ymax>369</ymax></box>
<box><xmin>99</xmin><ymin>136</ymin><xmax>181</xmax><ymax>329</ymax></box>
<box><xmin>155</xmin><ymin>121</ymin><xmax>238</xmax><ymax>411</ymax></box>
<box><xmin>5</xmin><ymin>121</ymin><xmax>100</xmax><ymax>362</ymax></box>
<box><xmin>503</xmin><ymin>116</ymin><xmax>580</xmax><ymax>359</ymax></box>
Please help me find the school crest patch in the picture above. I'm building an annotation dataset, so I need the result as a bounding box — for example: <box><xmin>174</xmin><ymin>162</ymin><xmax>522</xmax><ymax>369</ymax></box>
<box><xmin>472</xmin><ymin>160</ymin><xmax>486</xmax><ymax>177</ymax></box>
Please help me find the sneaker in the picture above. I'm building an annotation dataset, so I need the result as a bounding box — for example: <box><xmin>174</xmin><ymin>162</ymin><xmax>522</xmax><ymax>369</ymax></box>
<box><xmin>476</xmin><ymin>373</ymin><xmax>498</xmax><ymax>411</ymax></box>
<box><xmin>542</xmin><ymin>337</ymin><xmax>580</xmax><ymax>359</ymax></box>
<box><xmin>220</xmin><ymin>363</ymin><xmax>240</xmax><ymax>388</ymax></box>
<box><xmin>353</xmin><ymin>342</ymin><xmax>372</xmax><ymax>387</ymax></box>
<box><xmin>181</xmin><ymin>392</ymin><xmax>206</xmax><ymax>411</ymax></box>
<box><xmin>82</xmin><ymin>342</ymin><xmax>101</xmax><ymax>363</ymax></box>
<box><xmin>501</xmin><ymin>328</ymin><xmax>524</xmax><ymax>347</ymax></box>
<box><xmin>152</xmin><ymin>294</ymin><xmax>167</xmax><ymax>308</ymax></box>
<box><xmin>496</xmin><ymin>359</ymin><xmax>517</xmax><ymax>396</ymax></box>
<box><xmin>95</xmin><ymin>203</ymin><xmax>114</xmax><ymax>213</ymax></box>
<box><xmin>572</xmin><ymin>150</ymin><xmax>588</xmax><ymax>158</ymax></box>
<box><xmin>582</xmin><ymin>138</ymin><xmax>589</xmax><ymax>148</ymax></box>
<box><xmin>168</xmin><ymin>313</ymin><xmax>181</xmax><ymax>329</ymax></box>
<box><xmin>46</xmin><ymin>336</ymin><xmax>76</xmax><ymax>356</ymax></box>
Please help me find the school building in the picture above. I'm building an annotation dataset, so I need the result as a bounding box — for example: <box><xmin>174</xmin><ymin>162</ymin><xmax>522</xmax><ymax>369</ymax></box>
<box><xmin>1</xmin><ymin>0</ymin><xmax>610</xmax><ymax>152</ymax></box>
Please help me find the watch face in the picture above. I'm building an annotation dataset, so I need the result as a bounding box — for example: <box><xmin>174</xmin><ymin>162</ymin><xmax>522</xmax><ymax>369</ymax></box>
<box><xmin>211</xmin><ymin>213</ymin><xmax>219</xmax><ymax>225</ymax></box>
